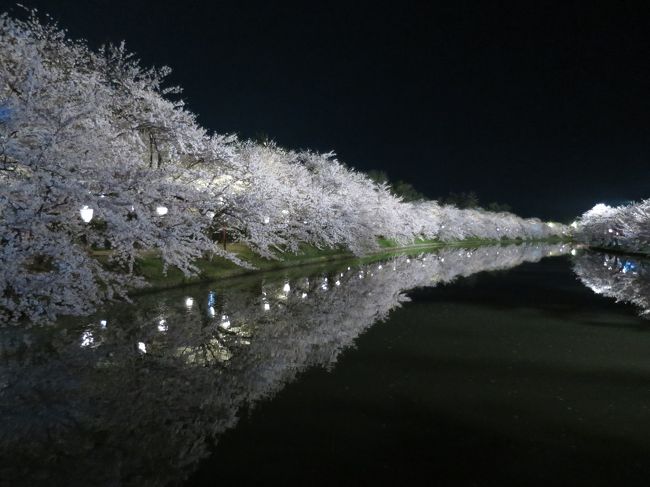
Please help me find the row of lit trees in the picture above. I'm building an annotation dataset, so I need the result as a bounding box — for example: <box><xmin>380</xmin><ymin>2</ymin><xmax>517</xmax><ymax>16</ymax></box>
<box><xmin>0</xmin><ymin>11</ymin><xmax>567</xmax><ymax>324</ymax></box>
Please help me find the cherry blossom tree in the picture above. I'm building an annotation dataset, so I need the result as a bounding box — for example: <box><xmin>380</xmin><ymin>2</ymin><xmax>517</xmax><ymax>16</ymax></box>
<box><xmin>0</xmin><ymin>11</ymin><xmax>568</xmax><ymax>324</ymax></box>
<box><xmin>572</xmin><ymin>201</ymin><xmax>650</xmax><ymax>252</ymax></box>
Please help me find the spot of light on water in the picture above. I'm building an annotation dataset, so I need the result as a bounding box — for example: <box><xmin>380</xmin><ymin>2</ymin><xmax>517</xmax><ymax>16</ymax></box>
<box><xmin>209</xmin><ymin>306</ymin><xmax>216</xmax><ymax>317</ymax></box>
<box><xmin>571</xmin><ymin>249</ymin><xmax>578</xmax><ymax>256</ymax></box>
<box><xmin>283</xmin><ymin>282</ymin><xmax>290</xmax><ymax>293</ymax></box>
<box><xmin>156</xmin><ymin>206</ymin><xmax>168</xmax><ymax>216</ymax></box>
<box><xmin>335</xmin><ymin>280</ymin><xmax>340</xmax><ymax>286</ymax></box>
<box><xmin>220</xmin><ymin>315</ymin><xmax>231</xmax><ymax>329</ymax></box>
<box><xmin>99</xmin><ymin>320</ymin><xmax>107</xmax><ymax>328</ymax></box>
<box><xmin>158</xmin><ymin>319</ymin><xmax>168</xmax><ymax>332</ymax></box>
<box><xmin>81</xmin><ymin>331</ymin><xmax>94</xmax><ymax>347</ymax></box>
<box><xmin>138</xmin><ymin>342</ymin><xmax>147</xmax><ymax>353</ymax></box>
<box><xmin>185</xmin><ymin>297</ymin><xmax>194</xmax><ymax>308</ymax></box>
<box><xmin>264</xmin><ymin>302</ymin><xmax>270</xmax><ymax>311</ymax></box>
<box><xmin>301</xmin><ymin>292</ymin><xmax>308</xmax><ymax>298</ymax></box>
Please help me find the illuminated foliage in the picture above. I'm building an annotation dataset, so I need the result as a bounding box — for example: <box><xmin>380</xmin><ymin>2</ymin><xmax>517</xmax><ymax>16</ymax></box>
<box><xmin>0</xmin><ymin>12</ymin><xmax>567</xmax><ymax>324</ymax></box>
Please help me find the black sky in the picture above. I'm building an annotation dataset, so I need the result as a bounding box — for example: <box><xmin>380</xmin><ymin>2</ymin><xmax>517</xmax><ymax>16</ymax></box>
<box><xmin>3</xmin><ymin>0</ymin><xmax>650</xmax><ymax>220</ymax></box>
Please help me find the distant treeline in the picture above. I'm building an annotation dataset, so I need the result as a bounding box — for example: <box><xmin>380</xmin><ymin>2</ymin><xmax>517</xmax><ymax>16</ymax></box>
<box><xmin>364</xmin><ymin>170</ymin><xmax>512</xmax><ymax>212</ymax></box>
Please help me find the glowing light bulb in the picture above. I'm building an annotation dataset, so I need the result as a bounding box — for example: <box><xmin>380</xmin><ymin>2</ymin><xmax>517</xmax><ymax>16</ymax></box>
<box><xmin>591</xmin><ymin>203</ymin><xmax>611</xmax><ymax>215</ymax></box>
<box><xmin>80</xmin><ymin>205</ymin><xmax>94</xmax><ymax>223</ymax></box>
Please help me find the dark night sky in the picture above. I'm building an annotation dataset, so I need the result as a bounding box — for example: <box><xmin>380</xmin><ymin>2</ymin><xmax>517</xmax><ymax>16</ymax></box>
<box><xmin>3</xmin><ymin>0</ymin><xmax>650</xmax><ymax>220</ymax></box>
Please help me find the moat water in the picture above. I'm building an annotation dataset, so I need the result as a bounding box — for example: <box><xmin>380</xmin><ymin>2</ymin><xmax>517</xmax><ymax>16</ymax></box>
<box><xmin>3</xmin><ymin>244</ymin><xmax>650</xmax><ymax>486</ymax></box>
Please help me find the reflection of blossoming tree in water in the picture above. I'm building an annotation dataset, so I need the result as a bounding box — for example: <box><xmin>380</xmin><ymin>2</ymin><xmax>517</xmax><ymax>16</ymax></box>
<box><xmin>0</xmin><ymin>244</ymin><xmax>568</xmax><ymax>486</ymax></box>
<box><xmin>573</xmin><ymin>251</ymin><xmax>650</xmax><ymax>317</ymax></box>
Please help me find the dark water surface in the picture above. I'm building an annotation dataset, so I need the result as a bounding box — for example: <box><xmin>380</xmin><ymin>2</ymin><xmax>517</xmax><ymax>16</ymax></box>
<box><xmin>3</xmin><ymin>244</ymin><xmax>650</xmax><ymax>486</ymax></box>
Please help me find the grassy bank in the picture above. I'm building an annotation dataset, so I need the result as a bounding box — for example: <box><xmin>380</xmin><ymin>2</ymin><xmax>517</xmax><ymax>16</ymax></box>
<box><xmin>126</xmin><ymin>236</ymin><xmax>568</xmax><ymax>294</ymax></box>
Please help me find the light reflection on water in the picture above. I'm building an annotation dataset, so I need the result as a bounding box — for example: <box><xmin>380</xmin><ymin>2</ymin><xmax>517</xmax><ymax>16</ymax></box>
<box><xmin>0</xmin><ymin>243</ymin><xmax>600</xmax><ymax>486</ymax></box>
<box><xmin>573</xmin><ymin>251</ymin><xmax>650</xmax><ymax>317</ymax></box>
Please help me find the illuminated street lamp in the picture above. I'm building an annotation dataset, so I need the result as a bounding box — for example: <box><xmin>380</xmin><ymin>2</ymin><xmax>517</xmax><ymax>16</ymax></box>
<box><xmin>80</xmin><ymin>205</ymin><xmax>94</xmax><ymax>223</ymax></box>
